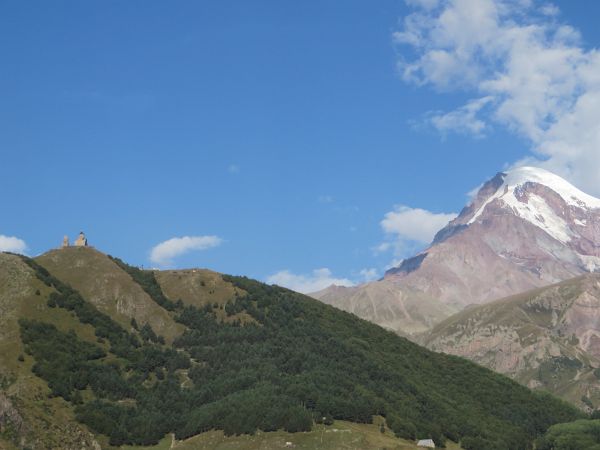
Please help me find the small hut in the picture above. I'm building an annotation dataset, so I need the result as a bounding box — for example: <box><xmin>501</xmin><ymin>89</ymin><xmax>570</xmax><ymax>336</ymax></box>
<box><xmin>417</xmin><ymin>439</ymin><xmax>435</xmax><ymax>448</ymax></box>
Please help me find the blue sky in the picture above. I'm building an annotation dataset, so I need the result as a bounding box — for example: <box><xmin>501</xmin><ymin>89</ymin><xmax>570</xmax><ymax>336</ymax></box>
<box><xmin>2</xmin><ymin>1</ymin><xmax>600</xmax><ymax>292</ymax></box>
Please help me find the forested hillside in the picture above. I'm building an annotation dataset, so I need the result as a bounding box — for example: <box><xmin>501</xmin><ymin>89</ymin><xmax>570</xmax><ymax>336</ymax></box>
<box><xmin>0</xmin><ymin>248</ymin><xmax>585</xmax><ymax>449</ymax></box>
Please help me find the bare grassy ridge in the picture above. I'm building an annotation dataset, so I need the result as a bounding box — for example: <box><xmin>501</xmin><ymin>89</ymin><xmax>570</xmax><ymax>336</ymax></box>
<box><xmin>36</xmin><ymin>247</ymin><xmax>184</xmax><ymax>343</ymax></box>
<box><xmin>155</xmin><ymin>269</ymin><xmax>255</xmax><ymax>325</ymax></box>
<box><xmin>155</xmin><ymin>269</ymin><xmax>243</xmax><ymax>308</ymax></box>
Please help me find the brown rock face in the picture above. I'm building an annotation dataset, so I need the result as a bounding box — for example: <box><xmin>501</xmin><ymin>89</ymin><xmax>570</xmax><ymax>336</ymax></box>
<box><xmin>385</xmin><ymin>211</ymin><xmax>587</xmax><ymax>310</ymax></box>
<box><xmin>313</xmin><ymin>167</ymin><xmax>600</xmax><ymax>335</ymax></box>
<box><xmin>424</xmin><ymin>275</ymin><xmax>600</xmax><ymax>409</ymax></box>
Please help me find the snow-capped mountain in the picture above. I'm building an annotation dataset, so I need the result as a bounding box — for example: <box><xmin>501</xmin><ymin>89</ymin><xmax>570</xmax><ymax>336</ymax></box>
<box><xmin>424</xmin><ymin>166</ymin><xmax>600</xmax><ymax>271</ymax></box>
<box><xmin>312</xmin><ymin>166</ymin><xmax>600</xmax><ymax>335</ymax></box>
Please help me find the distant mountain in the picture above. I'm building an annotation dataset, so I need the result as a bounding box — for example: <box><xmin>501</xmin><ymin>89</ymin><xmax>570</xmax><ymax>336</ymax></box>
<box><xmin>311</xmin><ymin>280</ymin><xmax>457</xmax><ymax>336</ymax></box>
<box><xmin>424</xmin><ymin>273</ymin><xmax>600</xmax><ymax>410</ymax></box>
<box><xmin>0</xmin><ymin>247</ymin><xmax>582</xmax><ymax>449</ymax></box>
<box><xmin>313</xmin><ymin>167</ymin><xmax>600</xmax><ymax>335</ymax></box>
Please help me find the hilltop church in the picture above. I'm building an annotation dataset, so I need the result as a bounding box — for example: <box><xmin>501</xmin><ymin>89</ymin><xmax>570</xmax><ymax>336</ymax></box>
<box><xmin>62</xmin><ymin>231</ymin><xmax>88</xmax><ymax>248</ymax></box>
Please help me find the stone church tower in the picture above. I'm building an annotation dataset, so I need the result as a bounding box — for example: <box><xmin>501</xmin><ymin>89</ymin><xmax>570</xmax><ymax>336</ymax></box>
<box><xmin>74</xmin><ymin>231</ymin><xmax>88</xmax><ymax>247</ymax></box>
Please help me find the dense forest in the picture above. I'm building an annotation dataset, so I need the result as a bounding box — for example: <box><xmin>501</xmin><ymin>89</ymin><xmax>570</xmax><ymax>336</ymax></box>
<box><xmin>18</xmin><ymin>255</ymin><xmax>582</xmax><ymax>449</ymax></box>
<box><xmin>535</xmin><ymin>419</ymin><xmax>600</xmax><ymax>449</ymax></box>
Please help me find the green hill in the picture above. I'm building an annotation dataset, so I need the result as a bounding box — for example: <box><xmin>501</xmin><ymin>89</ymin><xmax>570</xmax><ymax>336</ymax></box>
<box><xmin>0</xmin><ymin>248</ymin><xmax>585</xmax><ymax>449</ymax></box>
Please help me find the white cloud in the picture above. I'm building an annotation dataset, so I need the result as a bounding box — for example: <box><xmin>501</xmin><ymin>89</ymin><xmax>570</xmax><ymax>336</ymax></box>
<box><xmin>467</xmin><ymin>183</ymin><xmax>484</xmax><ymax>201</ymax></box>
<box><xmin>406</xmin><ymin>0</ymin><xmax>440</xmax><ymax>10</ymax></box>
<box><xmin>376</xmin><ymin>206</ymin><xmax>457</xmax><ymax>259</ymax></box>
<box><xmin>539</xmin><ymin>3</ymin><xmax>559</xmax><ymax>17</ymax></box>
<box><xmin>150</xmin><ymin>235</ymin><xmax>222</xmax><ymax>266</ymax></box>
<box><xmin>372</xmin><ymin>242</ymin><xmax>393</xmax><ymax>254</ymax></box>
<box><xmin>228</xmin><ymin>164</ymin><xmax>240</xmax><ymax>174</ymax></box>
<box><xmin>0</xmin><ymin>235</ymin><xmax>27</xmax><ymax>254</ymax></box>
<box><xmin>430</xmin><ymin>96</ymin><xmax>494</xmax><ymax>136</ymax></box>
<box><xmin>381</xmin><ymin>206</ymin><xmax>457</xmax><ymax>243</ymax></box>
<box><xmin>395</xmin><ymin>0</ymin><xmax>600</xmax><ymax>196</ymax></box>
<box><xmin>359</xmin><ymin>268</ymin><xmax>379</xmax><ymax>282</ymax></box>
<box><xmin>266</xmin><ymin>268</ymin><xmax>354</xmax><ymax>294</ymax></box>
<box><xmin>318</xmin><ymin>195</ymin><xmax>334</xmax><ymax>203</ymax></box>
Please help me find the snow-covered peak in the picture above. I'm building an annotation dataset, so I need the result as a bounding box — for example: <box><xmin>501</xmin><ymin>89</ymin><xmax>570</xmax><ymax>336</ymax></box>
<box><xmin>468</xmin><ymin>166</ymin><xmax>600</xmax><ymax>245</ymax></box>
<box><xmin>502</xmin><ymin>167</ymin><xmax>600</xmax><ymax>210</ymax></box>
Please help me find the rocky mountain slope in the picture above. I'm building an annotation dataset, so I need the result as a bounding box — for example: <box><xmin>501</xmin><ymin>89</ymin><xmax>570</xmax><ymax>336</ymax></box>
<box><xmin>313</xmin><ymin>167</ymin><xmax>600</xmax><ymax>335</ymax></box>
<box><xmin>0</xmin><ymin>247</ymin><xmax>583</xmax><ymax>449</ymax></box>
<box><xmin>424</xmin><ymin>273</ymin><xmax>600</xmax><ymax>410</ymax></box>
<box><xmin>312</xmin><ymin>281</ymin><xmax>456</xmax><ymax>336</ymax></box>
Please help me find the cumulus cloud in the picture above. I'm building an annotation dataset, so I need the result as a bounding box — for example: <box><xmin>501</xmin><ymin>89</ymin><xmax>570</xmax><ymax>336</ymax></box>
<box><xmin>381</xmin><ymin>206</ymin><xmax>457</xmax><ymax>243</ymax></box>
<box><xmin>150</xmin><ymin>235</ymin><xmax>222</xmax><ymax>266</ymax></box>
<box><xmin>395</xmin><ymin>0</ymin><xmax>600</xmax><ymax>195</ymax></box>
<box><xmin>406</xmin><ymin>0</ymin><xmax>440</xmax><ymax>10</ymax></box>
<box><xmin>373</xmin><ymin>242</ymin><xmax>393</xmax><ymax>254</ymax></box>
<box><xmin>0</xmin><ymin>235</ymin><xmax>27</xmax><ymax>254</ymax></box>
<box><xmin>539</xmin><ymin>3</ymin><xmax>560</xmax><ymax>17</ymax></box>
<box><xmin>430</xmin><ymin>96</ymin><xmax>493</xmax><ymax>137</ymax></box>
<box><xmin>266</xmin><ymin>268</ymin><xmax>354</xmax><ymax>294</ymax></box>
<box><xmin>376</xmin><ymin>206</ymin><xmax>456</xmax><ymax>258</ymax></box>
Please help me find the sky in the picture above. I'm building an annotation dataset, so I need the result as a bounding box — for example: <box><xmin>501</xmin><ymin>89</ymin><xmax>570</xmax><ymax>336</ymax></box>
<box><xmin>2</xmin><ymin>1</ymin><xmax>600</xmax><ymax>292</ymax></box>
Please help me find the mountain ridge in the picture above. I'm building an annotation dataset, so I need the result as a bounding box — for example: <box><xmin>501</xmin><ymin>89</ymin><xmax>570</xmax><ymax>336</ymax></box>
<box><xmin>423</xmin><ymin>273</ymin><xmax>600</xmax><ymax>410</ymax></box>
<box><xmin>313</xmin><ymin>166</ymin><xmax>600</xmax><ymax>334</ymax></box>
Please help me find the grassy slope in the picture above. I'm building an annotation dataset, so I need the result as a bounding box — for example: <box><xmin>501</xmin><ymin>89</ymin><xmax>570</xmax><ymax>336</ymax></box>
<box><xmin>122</xmin><ymin>420</ymin><xmax>463</xmax><ymax>450</ymax></box>
<box><xmin>154</xmin><ymin>269</ymin><xmax>254</xmax><ymax>324</ymax></box>
<box><xmin>36</xmin><ymin>247</ymin><xmax>184</xmax><ymax>343</ymax></box>
<box><xmin>0</xmin><ymin>438</ymin><xmax>19</xmax><ymax>450</ymax></box>
<box><xmin>0</xmin><ymin>253</ymin><xmax>100</xmax><ymax>449</ymax></box>
<box><xmin>155</xmin><ymin>269</ymin><xmax>242</xmax><ymax>308</ymax></box>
